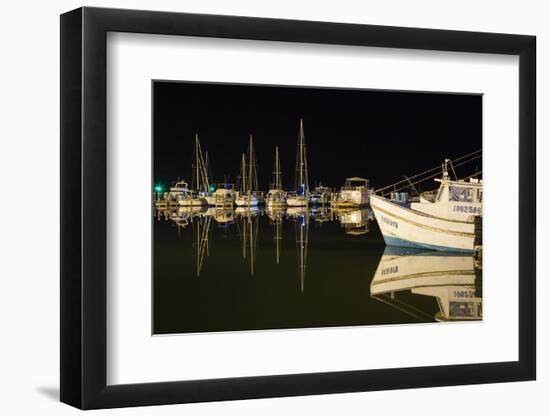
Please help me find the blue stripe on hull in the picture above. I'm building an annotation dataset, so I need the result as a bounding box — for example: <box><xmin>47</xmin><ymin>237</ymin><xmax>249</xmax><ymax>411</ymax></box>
<box><xmin>383</xmin><ymin>235</ymin><xmax>473</xmax><ymax>254</ymax></box>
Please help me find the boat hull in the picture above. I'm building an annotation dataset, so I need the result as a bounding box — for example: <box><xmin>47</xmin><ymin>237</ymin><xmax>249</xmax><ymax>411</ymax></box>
<box><xmin>266</xmin><ymin>201</ymin><xmax>287</xmax><ymax>208</ymax></box>
<box><xmin>370</xmin><ymin>194</ymin><xmax>475</xmax><ymax>253</ymax></box>
<box><xmin>235</xmin><ymin>195</ymin><xmax>260</xmax><ymax>207</ymax></box>
<box><xmin>332</xmin><ymin>189</ymin><xmax>369</xmax><ymax>207</ymax></box>
<box><xmin>206</xmin><ymin>191</ymin><xmax>235</xmax><ymax>207</ymax></box>
<box><xmin>286</xmin><ymin>196</ymin><xmax>308</xmax><ymax>207</ymax></box>
<box><xmin>266</xmin><ymin>189</ymin><xmax>287</xmax><ymax>207</ymax></box>
<box><xmin>178</xmin><ymin>197</ymin><xmax>208</xmax><ymax>207</ymax></box>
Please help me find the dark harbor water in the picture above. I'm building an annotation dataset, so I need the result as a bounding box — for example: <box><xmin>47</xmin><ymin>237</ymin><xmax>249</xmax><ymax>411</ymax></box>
<box><xmin>153</xmin><ymin>207</ymin><xmax>482</xmax><ymax>335</ymax></box>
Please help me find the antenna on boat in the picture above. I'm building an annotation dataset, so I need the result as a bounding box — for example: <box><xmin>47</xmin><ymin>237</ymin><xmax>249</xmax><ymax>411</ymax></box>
<box><xmin>442</xmin><ymin>159</ymin><xmax>450</xmax><ymax>180</ymax></box>
<box><xmin>449</xmin><ymin>159</ymin><xmax>458</xmax><ymax>180</ymax></box>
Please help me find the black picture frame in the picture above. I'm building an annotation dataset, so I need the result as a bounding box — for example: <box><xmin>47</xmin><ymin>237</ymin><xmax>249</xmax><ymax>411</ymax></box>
<box><xmin>60</xmin><ymin>6</ymin><xmax>536</xmax><ymax>410</ymax></box>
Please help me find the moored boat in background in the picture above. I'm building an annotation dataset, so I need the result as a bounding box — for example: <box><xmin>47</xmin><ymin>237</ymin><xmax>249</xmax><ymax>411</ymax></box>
<box><xmin>235</xmin><ymin>135</ymin><xmax>261</xmax><ymax>207</ymax></box>
<box><xmin>266</xmin><ymin>146</ymin><xmax>287</xmax><ymax>208</ymax></box>
<box><xmin>179</xmin><ymin>134</ymin><xmax>209</xmax><ymax>207</ymax></box>
<box><xmin>331</xmin><ymin>177</ymin><xmax>371</xmax><ymax>208</ymax></box>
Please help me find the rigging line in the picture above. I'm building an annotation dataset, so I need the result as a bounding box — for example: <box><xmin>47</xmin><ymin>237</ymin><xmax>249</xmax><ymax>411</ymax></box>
<box><xmin>382</xmin><ymin>156</ymin><xmax>482</xmax><ymax>194</ymax></box>
<box><xmin>386</xmin><ymin>166</ymin><xmax>483</xmax><ymax>195</ymax></box>
<box><xmin>376</xmin><ymin>151</ymin><xmax>481</xmax><ymax>193</ymax></box>
<box><xmin>375</xmin><ymin>149</ymin><xmax>481</xmax><ymax>192</ymax></box>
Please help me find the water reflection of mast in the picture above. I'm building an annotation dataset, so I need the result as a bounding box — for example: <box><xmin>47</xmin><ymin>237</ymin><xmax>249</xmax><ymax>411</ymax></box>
<box><xmin>275</xmin><ymin>217</ymin><xmax>282</xmax><ymax>264</ymax></box>
<box><xmin>266</xmin><ymin>208</ymin><xmax>285</xmax><ymax>264</ymax></box>
<box><xmin>236</xmin><ymin>209</ymin><xmax>259</xmax><ymax>276</ymax></box>
<box><xmin>294</xmin><ymin>211</ymin><xmax>309</xmax><ymax>292</ymax></box>
<box><xmin>194</xmin><ymin>215</ymin><xmax>211</xmax><ymax>277</ymax></box>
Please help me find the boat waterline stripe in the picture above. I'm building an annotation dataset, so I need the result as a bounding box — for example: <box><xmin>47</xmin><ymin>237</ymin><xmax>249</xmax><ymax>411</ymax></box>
<box><xmin>372</xmin><ymin>269</ymin><xmax>475</xmax><ymax>285</ymax></box>
<box><xmin>370</xmin><ymin>195</ymin><xmax>475</xmax><ymax>225</ymax></box>
<box><xmin>371</xmin><ymin>203</ymin><xmax>475</xmax><ymax>238</ymax></box>
<box><xmin>371</xmin><ymin>282</ymin><xmax>477</xmax><ymax>296</ymax></box>
<box><xmin>382</xmin><ymin>235</ymin><xmax>474</xmax><ymax>253</ymax></box>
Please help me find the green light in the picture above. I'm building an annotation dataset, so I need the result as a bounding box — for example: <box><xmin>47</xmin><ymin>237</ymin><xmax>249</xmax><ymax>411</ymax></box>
<box><xmin>154</xmin><ymin>184</ymin><xmax>164</xmax><ymax>193</ymax></box>
<box><xmin>209</xmin><ymin>185</ymin><xmax>216</xmax><ymax>193</ymax></box>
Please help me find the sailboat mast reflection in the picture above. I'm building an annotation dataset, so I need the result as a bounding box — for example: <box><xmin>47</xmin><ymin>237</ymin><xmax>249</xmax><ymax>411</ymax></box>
<box><xmin>266</xmin><ymin>208</ymin><xmax>285</xmax><ymax>265</ymax></box>
<box><xmin>288</xmin><ymin>207</ymin><xmax>309</xmax><ymax>292</ymax></box>
<box><xmin>235</xmin><ymin>207</ymin><xmax>259</xmax><ymax>276</ymax></box>
<box><xmin>193</xmin><ymin>214</ymin><xmax>211</xmax><ymax>277</ymax></box>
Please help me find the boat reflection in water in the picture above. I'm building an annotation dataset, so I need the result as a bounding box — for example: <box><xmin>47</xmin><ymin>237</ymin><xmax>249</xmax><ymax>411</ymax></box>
<box><xmin>154</xmin><ymin>206</ymin><xmax>375</xmax><ymax>291</ymax></box>
<box><xmin>332</xmin><ymin>208</ymin><xmax>374</xmax><ymax>235</ymax></box>
<box><xmin>370</xmin><ymin>247</ymin><xmax>482</xmax><ymax>322</ymax></box>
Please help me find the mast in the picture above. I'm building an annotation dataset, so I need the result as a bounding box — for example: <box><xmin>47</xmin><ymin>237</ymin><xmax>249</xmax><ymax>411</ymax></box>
<box><xmin>247</xmin><ymin>134</ymin><xmax>258</xmax><ymax>194</ymax></box>
<box><xmin>294</xmin><ymin>118</ymin><xmax>309</xmax><ymax>195</ymax></box>
<box><xmin>273</xmin><ymin>146</ymin><xmax>282</xmax><ymax>190</ymax></box>
<box><xmin>240</xmin><ymin>154</ymin><xmax>247</xmax><ymax>193</ymax></box>
<box><xmin>205</xmin><ymin>151</ymin><xmax>213</xmax><ymax>188</ymax></box>
<box><xmin>194</xmin><ymin>134</ymin><xmax>199</xmax><ymax>192</ymax></box>
<box><xmin>193</xmin><ymin>133</ymin><xmax>209</xmax><ymax>193</ymax></box>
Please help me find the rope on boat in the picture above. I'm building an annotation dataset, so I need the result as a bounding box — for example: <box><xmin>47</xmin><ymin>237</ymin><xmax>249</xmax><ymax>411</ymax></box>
<box><xmin>375</xmin><ymin>149</ymin><xmax>481</xmax><ymax>196</ymax></box>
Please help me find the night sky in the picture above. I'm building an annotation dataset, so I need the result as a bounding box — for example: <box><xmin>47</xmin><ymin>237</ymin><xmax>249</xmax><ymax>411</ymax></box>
<box><xmin>153</xmin><ymin>81</ymin><xmax>482</xmax><ymax>192</ymax></box>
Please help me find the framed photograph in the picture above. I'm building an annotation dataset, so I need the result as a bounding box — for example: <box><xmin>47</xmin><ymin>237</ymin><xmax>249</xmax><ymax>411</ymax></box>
<box><xmin>60</xmin><ymin>7</ymin><xmax>536</xmax><ymax>409</ymax></box>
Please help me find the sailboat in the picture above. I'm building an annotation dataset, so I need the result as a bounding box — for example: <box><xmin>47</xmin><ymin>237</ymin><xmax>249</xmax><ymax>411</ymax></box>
<box><xmin>235</xmin><ymin>135</ymin><xmax>261</xmax><ymax>207</ymax></box>
<box><xmin>286</xmin><ymin>119</ymin><xmax>309</xmax><ymax>207</ymax></box>
<box><xmin>179</xmin><ymin>134</ymin><xmax>209</xmax><ymax>207</ymax></box>
<box><xmin>266</xmin><ymin>146</ymin><xmax>287</xmax><ymax>207</ymax></box>
<box><xmin>203</xmin><ymin>152</ymin><xmax>235</xmax><ymax>208</ymax></box>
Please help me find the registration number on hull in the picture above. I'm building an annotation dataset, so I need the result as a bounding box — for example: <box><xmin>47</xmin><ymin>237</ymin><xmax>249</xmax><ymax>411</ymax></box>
<box><xmin>380</xmin><ymin>215</ymin><xmax>398</xmax><ymax>229</ymax></box>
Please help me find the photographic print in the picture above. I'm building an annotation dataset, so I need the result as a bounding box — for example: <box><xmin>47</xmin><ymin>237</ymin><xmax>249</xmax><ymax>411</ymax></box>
<box><xmin>152</xmin><ymin>81</ymin><xmax>482</xmax><ymax>335</ymax></box>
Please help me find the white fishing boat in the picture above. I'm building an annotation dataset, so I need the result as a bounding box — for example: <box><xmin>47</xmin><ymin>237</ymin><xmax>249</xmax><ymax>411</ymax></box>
<box><xmin>179</xmin><ymin>134</ymin><xmax>209</xmax><ymax>207</ymax></box>
<box><xmin>287</xmin><ymin>118</ymin><xmax>309</xmax><ymax>207</ymax></box>
<box><xmin>235</xmin><ymin>135</ymin><xmax>261</xmax><ymax>207</ymax></box>
<box><xmin>266</xmin><ymin>146</ymin><xmax>287</xmax><ymax>208</ymax></box>
<box><xmin>370</xmin><ymin>160</ymin><xmax>482</xmax><ymax>253</ymax></box>
<box><xmin>331</xmin><ymin>177</ymin><xmax>370</xmax><ymax>208</ymax></box>
<box><xmin>370</xmin><ymin>247</ymin><xmax>482</xmax><ymax>321</ymax></box>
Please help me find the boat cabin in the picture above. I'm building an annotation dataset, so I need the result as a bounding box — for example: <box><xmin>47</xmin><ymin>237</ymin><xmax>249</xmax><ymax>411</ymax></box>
<box><xmin>411</xmin><ymin>176</ymin><xmax>482</xmax><ymax>221</ymax></box>
<box><xmin>332</xmin><ymin>177</ymin><xmax>370</xmax><ymax>207</ymax></box>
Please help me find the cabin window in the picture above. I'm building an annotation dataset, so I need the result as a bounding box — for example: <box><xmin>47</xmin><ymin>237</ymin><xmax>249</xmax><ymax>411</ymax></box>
<box><xmin>477</xmin><ymin>189</ymin><xmax>483</xmax><ymax>202</ymax></box>
<box><xmin>449</xmin><ymin>186</ymin><xmax>474</xmax><ymax>202</ymax></box>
